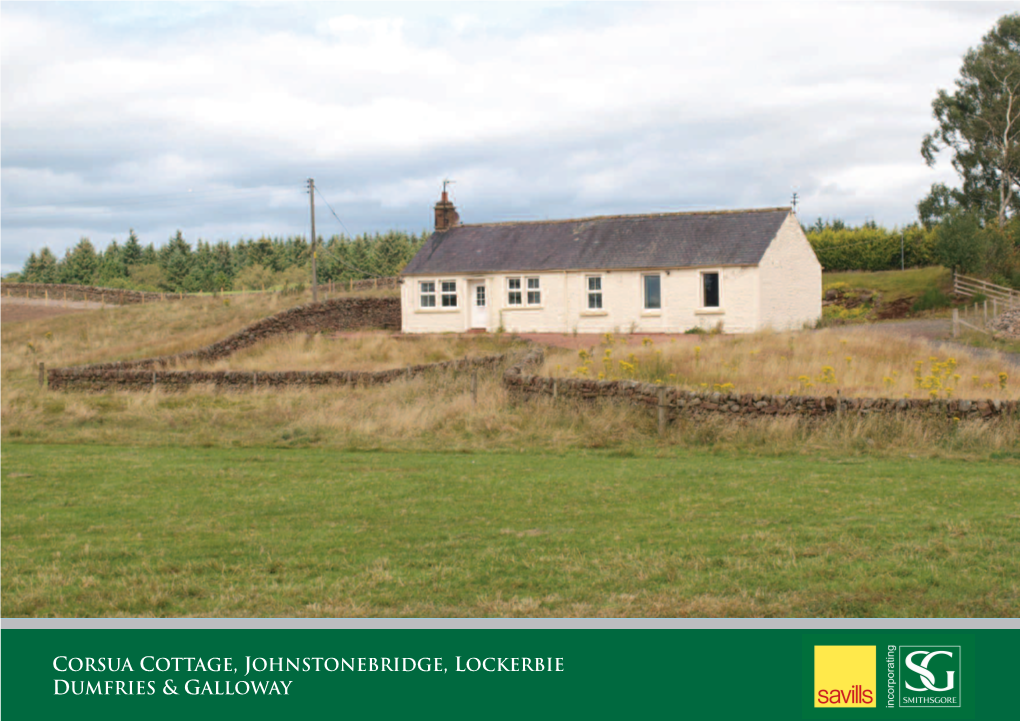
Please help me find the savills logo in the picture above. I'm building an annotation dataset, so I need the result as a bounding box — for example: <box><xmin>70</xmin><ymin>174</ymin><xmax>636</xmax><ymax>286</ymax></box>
<box><xmin>814</xmin><ymin>646</ymin><xmax>876</xmax><ymax>708</ymax></box>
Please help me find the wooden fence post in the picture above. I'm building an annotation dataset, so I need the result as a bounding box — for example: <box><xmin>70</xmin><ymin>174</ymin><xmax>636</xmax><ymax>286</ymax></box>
<box><xmin>38</xmin><ymin>362</ymin><xmax>45</xmax><ymax>389</ymax></box>
<box><xmin>471</xmin><ymin>370</ymin><xmax>478</xmax><ymax>404</ymax></box>
<box><xmin>983</xmin><ymin>300</ymin><xmax>988</xmax><ymax>324</ymax></box>
<box><xmin>657</xmin><ymin>387</ymin><xmax>667</xmax><ymax>437</ymax></box>
<box><xmin>552</xmin><ymin>380</ymin><xmax>558</xmax><ymax>400</ymax></box>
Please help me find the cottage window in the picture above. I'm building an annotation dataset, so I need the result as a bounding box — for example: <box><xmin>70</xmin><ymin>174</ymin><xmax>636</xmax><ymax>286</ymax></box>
<box><xmin>643</xmin><ymin>274</ymin><xmax>661</xmax><ymax>310</ymax></box>
<box><xmin>587</xmin><ymin>276</ymin><xmax>603</xmax><ymax>309</ymax></box>
<box><xmin>702</xmin><ymin>272</ymin><xmax>720</xmax><ymax>308</ymax></box>
<box><xmin>441</xmin><ymin>280</ymin><xmax>458</xmax><ymax>307</ymax></box>
<box><xmin>527</xmin><ymin>277</ymin><xmax>541</xmax><ymax>305</ymax></box>
<box><xmin>419</xmin><ymin>281</ymin><xmax>436</xmax><ymax>308</ymax></box>
<box><xmin>507</xmin><ymin>277</ymin><xmax>523</xmax><ymax>305</ymax></box>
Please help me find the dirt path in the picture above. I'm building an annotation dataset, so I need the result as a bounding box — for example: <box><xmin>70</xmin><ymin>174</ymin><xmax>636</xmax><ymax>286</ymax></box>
<box><xmin>837</xmin><ymin>318</ymin><xmax>1020</xmax><ymax>367</ymax></box>
<box><xmin>0</xmin><ymin>296</ymin><xmax>114</xmax><ymax>324</ymax></box>
<box><xmin>836</xmin><ymin>318</ymin><xmax>952</xmax><ymax>341</ymax></box>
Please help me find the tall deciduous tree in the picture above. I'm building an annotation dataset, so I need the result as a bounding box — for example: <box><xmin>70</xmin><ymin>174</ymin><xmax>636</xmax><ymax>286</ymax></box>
<box><xmin>921</xmin><ymin>13</ymin><xmax>1020</xmax><ymax>228</ymax></box>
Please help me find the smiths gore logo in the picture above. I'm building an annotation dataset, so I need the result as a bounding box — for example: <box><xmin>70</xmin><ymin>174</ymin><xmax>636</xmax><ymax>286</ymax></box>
<box><xmin>814</xmin><ymin>646</ymin><xmax>876</xmax><ymax>708</ymax></box>
<box><xmin>899</xmin><ymin>646</ymin><xmax>961</xmax><ymax>708</ymax></box>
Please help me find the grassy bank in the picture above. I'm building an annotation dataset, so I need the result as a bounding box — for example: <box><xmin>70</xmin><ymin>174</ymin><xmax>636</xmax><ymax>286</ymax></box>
<box><xmin>3</xmin><ymin>443</ymin><xmax>1017</xmax><ymax>618</ymax></box>
<box><xmin>822</xmin><ymin>267</ymin><xmax>952</xmax><ymax>301</ymax></box>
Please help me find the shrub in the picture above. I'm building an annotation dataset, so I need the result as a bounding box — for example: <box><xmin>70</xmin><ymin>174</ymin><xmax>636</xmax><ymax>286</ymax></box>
<box><xmin>911</xmin><ymin>287</ymin><xmax>952</xmax><ymax>312</ymax></box>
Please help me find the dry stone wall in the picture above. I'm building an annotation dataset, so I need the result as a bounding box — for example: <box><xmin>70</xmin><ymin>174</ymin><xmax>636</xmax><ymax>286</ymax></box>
<box><xmin>1</xmin><ymin>281</ymin><xmax>190</xmax><ymax>305</ymax></box>
<box><xmin>49</xmin><ymin>354</ymin><xmax>507</xmax><ymax>393</ymax></box>
<box><xmin>348</xmin><ymin>277</ymin><xmax>399</xmax><ymax>291</ymax></box>
<box><xmin>502</xmin><ymin>351</ymin><xmax>1017</xmax><ymax>419</ymax></box>
<box><xmin>71</xmin><ymin>297</ymin><xmax>401</xmax><ymax>372</ymax></box>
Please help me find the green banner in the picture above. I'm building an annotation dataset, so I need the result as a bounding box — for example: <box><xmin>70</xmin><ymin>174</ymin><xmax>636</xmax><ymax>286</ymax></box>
<box><xmin>1</xmin><ymin>629</ymin><xmax>1015</xmax><ymax>719</ymax></box>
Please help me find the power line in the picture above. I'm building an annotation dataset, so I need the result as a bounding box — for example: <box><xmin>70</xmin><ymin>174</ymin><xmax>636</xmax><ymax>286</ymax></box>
<box><xmin>309</xmin><ymin>185</ymin><xmax>385</xmax><ymax>280</ymax></box>
<box><xmin>313</xmin><ymin>186</ymin><xmax>353</xmax><ymax>238</ymax></box>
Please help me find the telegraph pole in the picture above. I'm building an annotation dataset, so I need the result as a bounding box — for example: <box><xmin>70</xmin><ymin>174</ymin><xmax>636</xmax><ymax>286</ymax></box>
<box><xmin>308</xmin><ymin>178</ymin><xmax>318</xmax><ymax>303</ymax></box>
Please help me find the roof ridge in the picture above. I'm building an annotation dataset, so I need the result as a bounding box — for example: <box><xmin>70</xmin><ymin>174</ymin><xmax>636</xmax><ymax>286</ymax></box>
<box><xmin>456</xmin><ymin>206</ymin><xmax>791</xmax><ymax>229</ymax></box>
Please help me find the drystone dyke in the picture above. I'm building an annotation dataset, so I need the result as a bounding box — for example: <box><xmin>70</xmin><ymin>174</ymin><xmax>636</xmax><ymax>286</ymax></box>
<box><xmin>48</xmin><ymin>354</ymin><xmax>508</xmax><ymax>393</ymax></box>
<box><xmin>348</xmin><ymin>277</ymin><xmax>400</xmax><ymax>291</ymax></box>
<box><xmin>503</xmin><ymin>357</ymin><xmax>1017</xmax><ymax>420</ymax></box>
<box><xmin>1</xmin><ymin>281</ymin><xmax>190</xmax><ymax>305</ymax></box>
<box><xmin>67</xmin><ymin>297</ymin><xmax>402</xmax><ymax>372</ymax></box>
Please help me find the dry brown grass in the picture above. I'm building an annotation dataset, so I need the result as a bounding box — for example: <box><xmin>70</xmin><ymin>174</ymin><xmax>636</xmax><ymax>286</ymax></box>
<box><xmin>541</xmin><ymin>328</ymin><xmax>1017</xmax><ymax>400</ymax></box>
<box><xmin>185</xmin><ymin>332</ymin><xmax>519</xmax><ymax>372</ymax></box>
<box><xmin>1</xmin><ymin>287</ymin><xmax>397</xmax><ymax>369</ymax></box>
<box><xmin>2</xmin><ymin>294</ymin><xmax>1017</xmax><ymax>457</ymax></box>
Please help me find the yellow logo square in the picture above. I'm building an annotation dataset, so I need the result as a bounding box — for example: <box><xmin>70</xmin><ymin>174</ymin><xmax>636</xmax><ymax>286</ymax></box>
<box><xmin>814</xmin><ymin>645</ymin><xmax>876</xmax><ymax>708</ymax></box>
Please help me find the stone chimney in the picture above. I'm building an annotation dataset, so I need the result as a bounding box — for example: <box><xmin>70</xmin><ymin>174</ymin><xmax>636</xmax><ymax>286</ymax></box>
<box><xmin>434</xmin><ymin>190</ymin><xmax>460</xmax><ymax>232</ymax></box>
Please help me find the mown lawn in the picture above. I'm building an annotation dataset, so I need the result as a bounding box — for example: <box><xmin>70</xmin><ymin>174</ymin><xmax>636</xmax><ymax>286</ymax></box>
<box><xmin>3</xmin><ymin>443</ymin><xmax>1017</xmax><ymax>618</ymax></box>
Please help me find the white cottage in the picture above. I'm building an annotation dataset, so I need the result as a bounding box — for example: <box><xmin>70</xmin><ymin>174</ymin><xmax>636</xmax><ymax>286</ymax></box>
<box><xmin>400</xmin><ymin>193</ymin><xmax>821</xmax><ymax>335</ymax></box>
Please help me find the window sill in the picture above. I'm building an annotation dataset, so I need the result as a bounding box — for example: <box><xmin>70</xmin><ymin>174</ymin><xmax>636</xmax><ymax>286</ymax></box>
<box><xmin>416</xmin><ymin>308</ymin><xmax>461</xmax><ymax>313</ymax></box>
<box><xmin>695</xmin><ymin>308</ymin><xmax>724</xmax><ymax>315</ymax></box>
<box><xmin>580</xmin><ymin>311</ymin><xmax>608</xmax><ymax>317</ymax></box>
<box><xmin>504</xmin><ymin>306</ymin><xmax>544</xmax><ymax>311</ymax></box>
<box><xmin>641</xmin><ymin>310</ymin><xmax>662</xmax><ymax>317</ymax></box>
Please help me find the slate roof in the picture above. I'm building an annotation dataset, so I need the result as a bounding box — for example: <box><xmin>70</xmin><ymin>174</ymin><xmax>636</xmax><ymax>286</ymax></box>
<box><xmin>402</xmin><ymin>207</ymin><xmax>791</xmax><ymax>276</ymax></box>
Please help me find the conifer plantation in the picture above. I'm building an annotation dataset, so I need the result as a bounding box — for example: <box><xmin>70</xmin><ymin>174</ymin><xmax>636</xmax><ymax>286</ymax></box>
<box><xmin>15</xmin><ymin>229</ymin><xmax>429</xmax><ymax>293</ymax></box>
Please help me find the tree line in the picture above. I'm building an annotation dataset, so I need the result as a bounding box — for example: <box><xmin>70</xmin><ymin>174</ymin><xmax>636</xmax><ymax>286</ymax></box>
<box><xmin>803</xmin><ymin>216</ymin><xmax>1020</xmax><ymax>288</ymax></box>
<box><xmin>13</xmin><ymin>230</ymin><xmax>429</xmax><ymax>293</ymax></box>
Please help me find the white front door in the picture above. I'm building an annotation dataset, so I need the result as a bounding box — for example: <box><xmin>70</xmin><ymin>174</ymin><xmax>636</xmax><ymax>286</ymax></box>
<box><xmin>469</xmin><ymin>281</ymin><xmax>488</xmax><ymax>329</ymax></box>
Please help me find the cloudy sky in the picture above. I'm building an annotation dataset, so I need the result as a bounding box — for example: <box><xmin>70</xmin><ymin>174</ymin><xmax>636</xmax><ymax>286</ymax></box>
<box><xmin>1</xmin><ymin>1</ymin><xmax>1015</xmax><ymax>274</ymax></box>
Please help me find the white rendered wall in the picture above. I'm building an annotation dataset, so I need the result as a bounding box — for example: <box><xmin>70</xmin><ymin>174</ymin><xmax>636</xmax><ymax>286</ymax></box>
<box><xmin>403</xmin><ymin>267</ymin><xmax>761</xmax><ymax>334</ymax></box>
<box><xmin>757</xmin><ymin>213</ymin><xmax>823</xmax><ymax>330</ymax></box>
<box><xmin>400</xmin><ymin>277</ymin><xmax>471</xmax><ymax>333</ymax></box>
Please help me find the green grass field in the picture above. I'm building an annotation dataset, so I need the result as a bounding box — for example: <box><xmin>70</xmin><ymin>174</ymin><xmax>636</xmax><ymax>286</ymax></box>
<box><xmin>3</xmin><ymin>443</ymin><xmax>1017</xmax><ymax>618</ymax></box>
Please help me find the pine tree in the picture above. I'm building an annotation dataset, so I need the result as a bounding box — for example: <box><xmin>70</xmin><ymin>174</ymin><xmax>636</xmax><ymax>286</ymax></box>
<box><xmin>348</xmin><ymin>234</ymin><xmax>375</xmax><ymax>279</ymax></box>
<box><xmin>122</xmin><ymin>229</ymin><xmax>143</xmax><ymax>267</ymax></box>
<box><xmin>21</xmin><ymin>252</ymin><xmax>40</xmax><ymax>282</ymax></box>
<box><xmin>96</xmin><ymin>240</ymin><xmax>127</xmax><ymax>284</ymax></box>
<box><xmin>374</xmin><ymin>231</ymin><xmax>411</xmax><ymax>277</ymax></box>
<box><xmin>36</xmin><ymin>248</ymin><xmax>60</xmax><ymax>284</ymax></box>
<box><xmin>61</xmin><ymin>238</ymin><xmax>100</xmax><ymax>285</ymax></box>
<box><xmin>159</xmin><ymin>231</ymin><xmax>193</xmax><ymax>291</ymax></box>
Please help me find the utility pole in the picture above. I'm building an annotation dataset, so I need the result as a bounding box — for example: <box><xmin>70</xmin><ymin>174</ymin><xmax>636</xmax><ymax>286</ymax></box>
<box><xmin>307</xmin><ymin>178</ymin><xmax>318</xmax><ymax>303</ymax></box>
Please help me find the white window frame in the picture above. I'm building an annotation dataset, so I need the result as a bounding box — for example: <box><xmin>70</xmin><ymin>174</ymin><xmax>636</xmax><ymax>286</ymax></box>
<box><xmin>700</xmin><ymin>270</ymin><xmax>722</xmax><ymax>310</ymax></box>
<box><xmin>440</xmin><ymin>279</ymin><xmax>458</xmax><ymax>308</ymax></box>
<box><xmin>586</xmin><ymin>275</ymin><xmax>603</xmax><ymax>310</ymax></box>
<box><xmin>642</xmin><ymin>273</ymin><xmax>662</xmax><ymax>311</ymax></box>
<box><xmin>526</xmin><ymin>276</ymin><xmax>541</xmax><ymax>306</ymax></box>
<box><xmin>507</xmin><ymin>277</ymin><xmax>523</xmax><ymax>306</ymax></box>
<box><xmin>419</xmin><ymin>280</ymin><xmax>436</xmax><ymax>309</ymax></box>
